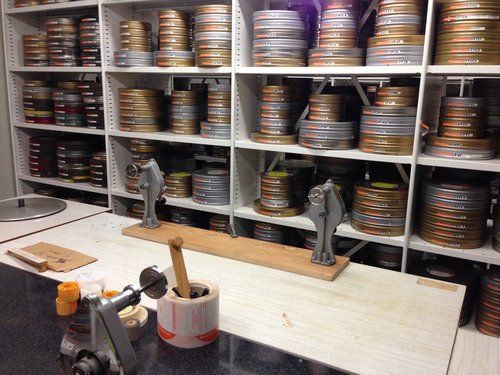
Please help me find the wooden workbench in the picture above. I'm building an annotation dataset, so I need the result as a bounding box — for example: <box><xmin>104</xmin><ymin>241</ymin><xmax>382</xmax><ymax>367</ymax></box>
<box><xmin>0</xmin><ymin>194</ymin><xmax>109</xmax><ymax>243</ymax></box>
<box><xmin>0</xmin><ymin>213</ymin><xmax>467</xmax><ymax>375</ymax></box>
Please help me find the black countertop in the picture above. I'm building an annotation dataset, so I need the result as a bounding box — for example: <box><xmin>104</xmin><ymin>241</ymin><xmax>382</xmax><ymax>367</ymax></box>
<box><xmin>0</xmin><ymin>264</ymin><xmax>346</xmax><ymax>375</ymax></box>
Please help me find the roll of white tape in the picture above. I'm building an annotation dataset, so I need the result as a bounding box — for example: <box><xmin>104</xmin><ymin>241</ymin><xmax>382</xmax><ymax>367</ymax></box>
<box><xmin>75</xmin><ymin>271</ymin><xmax>106</xmax><ymax>291</ymax></box>
<box><xmin>157</xmin><ymin>279</ymin><xmax>219</xmax><ymax>349</ymax></box>
<box><xmin>80</xmin><ymin>283</ymin><xmax>102</xmax><ymax>298</ymax></box>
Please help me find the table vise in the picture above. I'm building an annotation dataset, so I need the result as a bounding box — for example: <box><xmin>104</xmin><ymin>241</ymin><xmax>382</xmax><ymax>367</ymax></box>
<box><xmin>308</xmin><ymin>179</ymin><xmax>346</xmax><ymax>266</ymax></box>
<box><xmin>126</xmin><ymin>160</ymin><xmax>166</xmax><ymax>229</ymax></box>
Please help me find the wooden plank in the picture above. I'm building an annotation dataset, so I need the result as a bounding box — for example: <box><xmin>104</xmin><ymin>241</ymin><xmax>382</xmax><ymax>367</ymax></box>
<box><xmin>122</xmin><ymin>221</ymin><xmax>349</xmax><ymax>281</ymax></box>
<box><xmin>6</xmin><ymin>248</ymin><xmax>47</xmax><ymax>272</ymax></box>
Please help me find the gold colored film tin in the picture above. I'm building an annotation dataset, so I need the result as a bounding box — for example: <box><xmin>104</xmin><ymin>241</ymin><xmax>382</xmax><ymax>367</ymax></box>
<box><xmin>156</xmin><ymin>59</ymin><xmax>195</xmax><ymax>67</ymax></box>
<box><xmin>376</xmin><ymin>86</ymin><xmax>418</xmax><ymax>97</ymax></box>
<box><xmin>352</xmin><ymin>201</ymin><xmax>406</xmax><ymax>218</ymax></box>
<box><xmin>120</xmin><ymin>124</ymin><xmax>164</xmax><ymax>132</ymax></box>
<box><xmin>368</xmin><ymin>35</ymin><xmax>425</xmax><ymax>47</ymax></box>
<box><xmin>421</xmin><ymin>204</ymin><xmax>488</xmax><ymax>221</ymax></box>
<box><xmin>425</xmin><ymin>134</ymin><xmax>494</xmax><ymax>149</ymax></box>
<box><xmin>251</xmin><ymin>132</ymin><xmax>297</xmax><ymax>145</ymax></box>
<box><xmin>195</xmin><ymin>4</ymin><xmax>231</xmax><ymax>15</ymax></box>
<box><xmin>438</xmin><ymin>128</ymin><xmax>484</xmax><ymax>138</ymax></box>
<box><xmin>351</xmin><ymin>219</ymin><xmax>405</xmax><ymax>237</ymax></box>
<box><xmin>253</xmin><ymin>199</ymin><xmax>304</xmax><ymax>217</ymax></box>
<box><xmin>375</xmin><ymin>25</ymin><xmax>422</xmax><ymax>36</ymax></box>
<box><xmin>119</xmin><ymin>88</ymin><xmax>164</xmax><ymax>97</ymax></box>
<box><xmin>120</xmin><ymin>21</ymin><xmax>152</xmax><ymax>30</ymax></box>
<box><xmin>420</xmin><ymin>213</ymin><xmax>486</xmax><ymax>231</ymax></box>
<box><xmin>195</xmin><ymin>23</ymin><xmax>232</xmax><ymax>32</ymax></box>
<box><xmin>439</xmin><ymin>116</ymin><xmax>484</xmax><ymax>128</ymax></box>
<box><xmin>308</xmin><ymin>94</ymin><xmax>344</xmax><ymax>104</ymax></box>
<box><xmin>253</xmin><ymin>58</ymin><xmax>306</xmax><ymax>67</ymax></box>
<box><xmin>360</xmin><ymin>134</ymin><xmax>414</xmax><ymax>146</ymax></box>
<box><xmin>355</xmin><ymin>180</ymin><xmax>409</xmax><ymax>199</ymax></box>
<box><xmin>359</xmin><ymin>143</ymin><xmax>413</xmax><ymax>155</ymax></box>
<box><xmin>309</xmin><ymin>57</ymin><xmax>364</xmax><ymax>66</ymax></box>
<box><xmin>374</xmin><ymin>97</ymin><xmax>418</xmax><ymax>106</ymax></box>
<box><xmin>260</xmin><ymin>86</ymin><xmax>291</xmax><ymax>95</ymax></box>
<box><xmin>418</xmin><ymin>228</ymin><xmax>485</xmax><ymax>249</ymax></box>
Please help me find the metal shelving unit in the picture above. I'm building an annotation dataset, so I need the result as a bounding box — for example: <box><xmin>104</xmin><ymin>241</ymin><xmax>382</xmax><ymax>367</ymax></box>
<box><xmin>2</xmin><ymin>0</ymin><xmax>500</xmax><ymax>270</ymax></box>
<box><xmin>2</xmin><ymin>0</ymin><xmax>498</xmax><ymax>369</ymax></box>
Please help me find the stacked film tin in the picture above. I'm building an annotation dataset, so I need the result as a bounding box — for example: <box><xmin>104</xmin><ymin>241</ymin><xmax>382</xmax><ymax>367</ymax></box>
<box><xmin>309</xmin><ymin>0</ymin><xmax>365</xmax><ymax>67</ymax></box>
<box><xmin>475</xmin><ymin>270</ymin><xmax>500</xmax><ymax>337</ymax></box>
<box><xmin>366</xmin><ymin>243</ymin><xmax>403</xmax><ymax>270</ymax></box>
<box><xmin>79</xmin><ymin>16</ymin><xmax>101</xmax><ymax>67</ymax></box>
<box><xmin>209</xmin><ymin>214</ymin><xmax>229</xmax><ymax>233</ymax></box>
<box><xmin>359</xmin><ymin>86</ymin><xmax>418</xmax><ymax>155</ymax></box>
<box><xmin>23</xmin><ymin>34</ymin><xmax>49</xmax><ymax>66</ymax></box>
<box><xmin>252</xmin><ymin>85</ymin><xmax>297</xmax><ymax>145</ymax></box>
<box><xmin>317</xmin><ymin>157</ymin><xmax>364</xmax><ymax>212</ymax></box>
<box><xmin>29</xmin><ymin>136</ymin><xmax>58</xmax><ymax>177</ymax></box>
<box><xmin>192</xmin><ymin>168</ymin><xmax>230</xmax><ymax>205</ymax></box>
<box><xmin>194</xmin><ymin>4</ymin><xmax>232</xmax><ymax>67</ymax></box>
<box><xmin>304</xmin><ymin>232</ymin><xmax>359</xmax><ymax>255</ymax></box>
<box><xmin>435</xmin><ymin>0</ymin><xmax>500</xmax><ymax>65</ymax></box>
<box><xmin>473</xmin><ymin>79</ymin><xmax>500</xmax><ymax>154</ymax></box>
<box><xmin>299</xmin><ymin>94</ymin><xmax>356</xmax><ymax>150</ymax></box>
<box><xmin>78</xmin><ymin>81</ymin><xmax>104</xmax><ymax>129</ymax></box>
<box><xmin>165</xmin><ymin>172</ymin><xmax>192</xmax><ymax>198</ymax></box>
<box><xmin>351</xmin><ymin>180</ymin><xmax>409</xmax><ymax>237</ymax></box>
<box><xmin>171</xmin><ymin>89</ymin><xmax>202</xmax><ymax>134</ymax></box>
<box><xmin>253</xmin><ymin>222</ymin><xmax>288</xmax><ymax>244</ymax></box>
<box><xmin>252</xmin><ymin>10</ymin><xmax>308</xmax><ymax>67</ymax></box>
<box><xmin>202</xmin><ymin>83</ymin><xmax>231</xmax><ymax>139</ymax></box>
<box><xmin>424</xmin><ymin>96</ymin><xmax>495</xmax><ymax>160</ymax></box>
<box><xmin>303</xmin><ymin>230</ymin><xmax>339</xmax><ymax>251</ymax></box>
<box><xmin>53</xmin><ymin>81</ymin><xmax>86</xmax><ymax>127</ymax></box>
<box><xmin>277</xmin><ymin>159</ymin><xmax>316</xmax><ymax>202</ymax></box>
<box><xmin>57</xmin><ymin>140</ymin><xmax>92</xmax><ymax>183</ymax></box>
<box><xmin>161</xmin><ymin>144</ymin><xmax>196</xmax><ymax>174</ymax></box>
<box><xmin>170</xmin><ymin>207</ymin><xmax>200</xmax><ymax>227</ymax></box>
<box><xmin>23</xmin><ymin>80</ymin><xmax>54</xmax><ymax>124</ymax></box>
<box><xmin>367</xmin><ymin>0</ymin><xmax>424</xmax><ymax>66</ymax></box>
<box><xmin>254</xmin><ymin>171</ymin><xmax>304</xmax><ymax>217</ymax></box>
<box><xmin>289</xmin><ymin>0</ymin><xmax>320</xmax><ymax>49</ymax></box>
<box><xmin>16</xmin><ymin>0</ymin><xmax>41</xmax><ymax>6</ymax></box>
<box><xmin>127</xmin><ymin>201</ymin><xmax>145</xmax><ymax>219</ymax></box>
<box><xmin>119</xmin><ymin>88</ymin><xmax>165</xmax><ymax>132</ymax></box>
<box><xmin>46</xmin><ymin>17</ymin><xmax>80</xmax><ymax>67</ymax></box>
<box><xmin>115</xmin><ymin>21</ymin><xmax>153</xmax><ymax>67</ymax></box>
<box><xmin>156</xmin><ymin>10</ymin><xmax>194</xmax><ymax>67</ymax></box>
<box><xmin>418</xmin><ymin>180</ymin><xmax>490</xmax><ymax>249</ymax></box>
<box><xmin>89</xmin><ymin>152</ymin><xmax>107</xmax><ymax>188</ymax></box>
<box><xmin>125</xmin><ymin>139</ymin><xmax>161</xmax><ymax>194</ymax></box>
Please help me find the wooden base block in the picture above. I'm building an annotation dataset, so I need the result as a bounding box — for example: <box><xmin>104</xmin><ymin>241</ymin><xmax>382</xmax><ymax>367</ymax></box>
<box><xmin>122</xmin><ymin>221</ymin><xmax>349</xmax><ymax>281</ymax></box>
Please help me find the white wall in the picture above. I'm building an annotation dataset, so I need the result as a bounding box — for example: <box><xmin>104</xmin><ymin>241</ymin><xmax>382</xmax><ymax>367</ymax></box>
<box><xmin>0</xmin><ymin>17</ymin><xmax>16</xmax><ymax>199</ymax></box>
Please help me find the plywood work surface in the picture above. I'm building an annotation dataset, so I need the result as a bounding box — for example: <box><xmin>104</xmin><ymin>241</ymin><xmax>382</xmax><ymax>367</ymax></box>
<box><xmin>122</xmin><ymin>221</ymin><xmax>349</xmax><ymax>281</ymax></box>
<box><xmin>0</xmin><ymin>213</ymin><xmax>465</xmax><ymax>375</ymax></box>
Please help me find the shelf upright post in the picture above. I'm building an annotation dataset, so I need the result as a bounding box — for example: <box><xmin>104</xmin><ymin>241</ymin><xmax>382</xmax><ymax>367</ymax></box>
<box><xmin>400</xmin><ymin>0</ymin><xmax>436</xmax><ymax>272</ymax></box>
